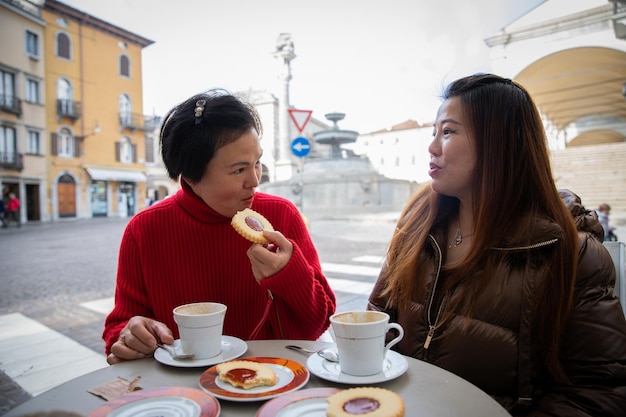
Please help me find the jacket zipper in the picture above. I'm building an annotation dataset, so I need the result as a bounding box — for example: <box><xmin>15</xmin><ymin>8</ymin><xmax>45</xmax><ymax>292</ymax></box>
<box><xmin>492</xmin><ymin>238</ymin><xmax>558</xmax><ymax>251</ymax></box>
<box><xmin>424</xmin><ymin>235</ymin><xmax>444</xmax><ymax>351</ymax></box>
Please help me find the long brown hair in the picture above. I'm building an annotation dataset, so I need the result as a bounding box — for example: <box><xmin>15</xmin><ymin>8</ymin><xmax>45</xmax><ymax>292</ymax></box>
<box><xmin>382</xmin><ymin>73</ymin><xmax>579</xmax><ymax>382</ymax></box>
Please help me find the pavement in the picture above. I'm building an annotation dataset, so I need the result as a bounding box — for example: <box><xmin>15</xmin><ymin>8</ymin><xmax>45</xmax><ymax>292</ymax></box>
<box><xmin>0</xmin><ymin>212</ymin><xmax>399</xmax><ymax>415</ymax></box>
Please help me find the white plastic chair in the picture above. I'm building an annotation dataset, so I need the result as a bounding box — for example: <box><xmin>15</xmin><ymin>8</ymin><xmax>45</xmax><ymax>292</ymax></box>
<box><xmin>604</xmin><ymin>241</ymin><xmax>626</xmax><ymax>314</ymax></box>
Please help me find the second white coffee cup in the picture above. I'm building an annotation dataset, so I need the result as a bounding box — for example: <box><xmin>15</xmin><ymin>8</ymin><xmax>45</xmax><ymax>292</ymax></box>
<box><xmin>330</xmin><ymin>310</ymin><xmax>404</xmax><ymax>376</ymax></box>
<box><xmin>173</xmin><ymin>302</ymin><xmax>226</xmax><ymax>359</ymax></box>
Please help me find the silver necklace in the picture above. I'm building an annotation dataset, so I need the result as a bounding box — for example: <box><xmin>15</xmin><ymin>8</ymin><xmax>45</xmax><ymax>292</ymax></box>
<box><xmin>448</xmin><ymin>225</ymin><xmax>474</xmax><ymax>249</ymax></box>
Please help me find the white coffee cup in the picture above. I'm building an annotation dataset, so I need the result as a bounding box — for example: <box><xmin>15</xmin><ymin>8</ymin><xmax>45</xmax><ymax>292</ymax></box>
<box><xmin>330</xmin><ymin>310</ymin><xmax>404</xmax><ymax>376</ymax></box>
<box><xmin>173</xmin><ymin>302</ymin><xmax>226</xmax><ymax>359</ymax></box>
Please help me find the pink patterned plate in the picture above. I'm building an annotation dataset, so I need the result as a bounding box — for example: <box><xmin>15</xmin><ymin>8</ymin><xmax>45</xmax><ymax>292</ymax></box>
<box><xmin>256</xmin><ymin>387</ymin><xmax>341</xmax><ymax>416</ymax></box>
<box><xmin>89</xmin><ymin>386</ymin><xmax>220</xmax><ymax>417</ymax></box>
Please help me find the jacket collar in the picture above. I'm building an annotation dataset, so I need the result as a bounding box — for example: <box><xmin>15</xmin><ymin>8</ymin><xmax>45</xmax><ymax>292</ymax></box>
<box><xmin>428</xmin><ymin>215</ymin><xmax>563</xmax><ymax>253</ymax></box>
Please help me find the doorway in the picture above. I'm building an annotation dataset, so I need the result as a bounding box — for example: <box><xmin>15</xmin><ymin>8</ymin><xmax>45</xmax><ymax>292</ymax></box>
<box><xmin>26</xmin><ymin>184</ymin><xmax>40</xmax><ymax>221</ymax></box>
<box><xmin>118</xmin><ymin>182</ymin><xmax>135</xmax><ymax>217</ymax></box>
<box><xmin>58</xmin><ymin>174</ymin><xmax>76</xmax><ymax>218</ymax></box>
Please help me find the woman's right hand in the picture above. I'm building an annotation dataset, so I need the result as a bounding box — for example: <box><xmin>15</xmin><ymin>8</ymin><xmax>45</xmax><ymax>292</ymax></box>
<box><xmin>107</xmin><ymin>316</ymin><xmax>174</xmax><ymax>365</ymax></box>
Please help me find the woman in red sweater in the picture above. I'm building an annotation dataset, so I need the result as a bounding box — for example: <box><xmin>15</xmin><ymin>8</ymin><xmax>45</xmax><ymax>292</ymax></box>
<box><xmin>104</xmin><ymin>90</ymin><xmax>336</xmax><ymax>364</ymax></box>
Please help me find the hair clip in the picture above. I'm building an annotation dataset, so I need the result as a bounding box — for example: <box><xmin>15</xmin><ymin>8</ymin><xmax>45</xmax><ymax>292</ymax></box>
<box><xmin>194</xmin><ymin>99</ymin><xmax>206</xmax><ymax>125</ymax></box>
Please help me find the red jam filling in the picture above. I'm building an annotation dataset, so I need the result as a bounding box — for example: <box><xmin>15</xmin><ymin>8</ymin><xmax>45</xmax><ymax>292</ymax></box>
<box><xmin>343</xmin><ymin>397</ymin><xmax>380</xmax><ymax>414</ymax></box>
<box><xmin>245</xmin><ymin>216</ymin><xmax>264</xmax><ymax>231</ymax></box>
<box><xmin>226</xmin><ymin>368</ymin><xmax>257</xmax><ymax>384</ymax></box>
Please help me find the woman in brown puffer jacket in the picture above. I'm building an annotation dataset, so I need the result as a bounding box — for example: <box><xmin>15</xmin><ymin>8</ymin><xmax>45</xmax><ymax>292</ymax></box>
<box><xmin>368</xmin><ymin>73</ymin><xmax>626</xmax><ymax>416</ymax></box>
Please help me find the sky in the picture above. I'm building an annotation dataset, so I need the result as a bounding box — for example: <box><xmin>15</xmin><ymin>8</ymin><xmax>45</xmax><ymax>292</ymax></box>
<box><xmin>60</xmin><ymin>0</ymin><xmax>545</xmax><ymax>134</ymax></box>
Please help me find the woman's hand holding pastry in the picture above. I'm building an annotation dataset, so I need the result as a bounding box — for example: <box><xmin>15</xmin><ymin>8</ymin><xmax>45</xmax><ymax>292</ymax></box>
<box><xmin>107</xmin><ymin>316</ymin><xmax>174</xmax><ymax>364</ymax></box>
<box><xmin>247</xmin><ymin>230</ymin><xmax>293</xmax><ymax>282</ymax></box>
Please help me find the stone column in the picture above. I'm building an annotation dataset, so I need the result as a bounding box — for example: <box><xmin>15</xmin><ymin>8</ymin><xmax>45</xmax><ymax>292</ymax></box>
<box><xmin>273</xmin><ymin>33</ymin><xmax>296</xmax><ymax>181</ymax></box>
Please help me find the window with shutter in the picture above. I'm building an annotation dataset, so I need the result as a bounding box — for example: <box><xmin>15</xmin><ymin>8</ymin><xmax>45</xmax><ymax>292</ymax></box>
<box><xmin>119</xmin><ymin>54</ymin><xmax>130</xmax><ymax>77</ymax></box>
<box><xmin>119</xmin><ymin>137</ymin><xmax>132</xmax><ymax>163</ymax></box>
<box><xmin>57</xmin><ymin>127</ymin><xmax>73</xmax><ymax>158</ymax></box>
<box><xmin>57</xmin><ymin>32</ymin><xmax>71</xmax><ymax>59</ymax></box>
<box><xmin>145</xmin><ymin>136</ymin><xmax>154</xmax><ymax>163</ymax></box>
<box><xmin>51</xmin><ymin>132</ymin><xmax>58</xmax><ymax>156</ymax></box>
<box><xmin>74</xmin><ymin>135</ymin><xmax>82</xmax><ymax>157</ymax></box>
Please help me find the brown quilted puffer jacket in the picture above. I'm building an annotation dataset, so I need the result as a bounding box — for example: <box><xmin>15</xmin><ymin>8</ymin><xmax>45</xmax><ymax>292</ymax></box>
<box><xmin>368</xmin><ymin>189</ymin><xmax>626</xmax><ymax>416</ymax></box>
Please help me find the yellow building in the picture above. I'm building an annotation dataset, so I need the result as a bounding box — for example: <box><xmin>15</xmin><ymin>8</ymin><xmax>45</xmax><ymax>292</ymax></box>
<box><xmin>42</xmin><ymin>0</ymin><xmax>153</xmax><ymax>220</ymax></box>
<box><xmin>0</xmin><ymin>0</ymin><xmax>47</xmax><ymax>223</ymax></box>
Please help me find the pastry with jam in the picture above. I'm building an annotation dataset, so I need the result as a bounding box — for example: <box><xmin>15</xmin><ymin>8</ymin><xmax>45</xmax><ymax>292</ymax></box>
<box><xmin>326</xmin><ymin>387</ymin><xmax>405</xmax><ymax>417</ymax></box>
<box><xmin>216</xmin><ymin>359</ymin><xmax>277</xmax><ymax>389</ymax></box>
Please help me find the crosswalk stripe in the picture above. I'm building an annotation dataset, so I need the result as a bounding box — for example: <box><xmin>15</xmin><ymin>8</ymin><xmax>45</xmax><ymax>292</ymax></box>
<box><xmin>0</xmin><ymin>313</ymin><xmax>107</xmax><ymax>396</ymax></box>
<box><xmin>326</xmin><ymin>277</ymin><xmax>374</xmax><ymax>295</ymax></box>
<box><xmin>321</xmin><ymin>262</ymin><xmax>381</xmax><ymax>277</ymax></box>
<box><xmin>81</xmin><ymin>298</ymin><xmax>114</xmax><ymax>315</ymax></box>
<box><xmin>351</xmin><ymin>255</ymin><xmax>385</xmax><ymax>264</ymax></box>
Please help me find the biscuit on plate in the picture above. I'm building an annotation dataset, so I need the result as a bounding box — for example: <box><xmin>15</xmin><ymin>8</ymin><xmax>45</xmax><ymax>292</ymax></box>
<box><xmin>231</xmin><ymin>208</ymin><xmax>274</xmax><ymax>244</ymax></box>
<box><xmin>216</xmin><ymin>360</ymin><xmax>277</xmax><ymax>389</ymax></box>
<box><xmin>326</xmin><ymin>387</ymin><xmax>405</xmax><ymax>417</ymax></box>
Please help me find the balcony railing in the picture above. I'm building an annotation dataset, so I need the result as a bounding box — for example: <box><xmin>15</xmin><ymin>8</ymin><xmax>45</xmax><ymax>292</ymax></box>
<box><xmin>119</xmin><ymin>112</ymin><xmax>155</xmax><ymax>131</ymax></box>
<box><xmin>0</xmin><ymin>152</ymin><xmax>24</xmax><ymax>171</ymax></box>
<box><xmin>56</xmin><ymin>99</ymin><xmax>82</xmax><ymax>121</ymax></box>
<box><xmin>0</xmin><ymin>94</ymin><xmax>22</xmax><ymax>116</ymax></box>
<box><xmin>4</xmin><ymin>0</ymin><xmax>42</xmax><ymax>17</ymax></box>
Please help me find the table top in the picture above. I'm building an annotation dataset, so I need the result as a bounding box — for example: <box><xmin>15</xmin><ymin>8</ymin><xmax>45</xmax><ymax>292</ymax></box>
<box><xmin>6</xmin><ymin>339</ymin><xmax>511</xmax><ymax>417</ymax></box>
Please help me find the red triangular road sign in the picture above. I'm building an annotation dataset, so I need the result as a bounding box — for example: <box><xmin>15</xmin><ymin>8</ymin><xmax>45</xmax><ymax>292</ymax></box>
<box><xmin>288</xmin><ymin>109</ymin><xmax>313</xmax><ymax>133</ymax></box>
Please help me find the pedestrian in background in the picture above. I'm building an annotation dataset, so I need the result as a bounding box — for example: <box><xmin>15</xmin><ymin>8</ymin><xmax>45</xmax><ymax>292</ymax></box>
<box><xmin>5</xmin><ymin>193</ymin><xmax>20</xmax><ymax>228</ymax></box>
<box><xmin>597</xmin><ymin>203</ymin><xmax>617</xmax><ymax>241</ymax></box>
<box><xmin>368</xmin><ymin>73</ymin><xmax>626</xmax><ymax>416</ymax></box>
<box><xmin>0</xmin><ymin>196</ymin><xmax>6</xmax><ymax>228</ymax></box>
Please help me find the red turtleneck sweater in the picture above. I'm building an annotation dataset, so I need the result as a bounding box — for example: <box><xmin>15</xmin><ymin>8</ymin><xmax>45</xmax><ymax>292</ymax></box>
<box><xmin>103</xmin><ymin>183</ymin><xmax>336</xmax><ymax>354</ymax></box>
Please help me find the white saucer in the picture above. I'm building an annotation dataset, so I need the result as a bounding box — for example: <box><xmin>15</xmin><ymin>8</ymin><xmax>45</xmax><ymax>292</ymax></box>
<box><xmin>154</xmin><ymin>336</ymin><xmax>247</xmax><ymax>368</ymax></box>
<box><xmin>306</xmin><ymin>349</ymin><xmax>408</xmax><ymax>384</ymax></box>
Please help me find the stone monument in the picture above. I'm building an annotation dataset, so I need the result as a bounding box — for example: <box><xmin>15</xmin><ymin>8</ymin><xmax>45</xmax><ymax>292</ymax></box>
<box><xmin>260</xmin><ymin>112</ymin><xmax>418</xmax><ymax>219</ymax></box>
<box><xmin>272</xmin><ymin>33</ymin><xmax>296</xmax><ymax>181</ymax></box>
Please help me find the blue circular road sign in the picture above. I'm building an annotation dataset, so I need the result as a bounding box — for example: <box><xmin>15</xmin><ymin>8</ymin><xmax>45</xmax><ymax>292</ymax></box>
<box><xmin>291</xmin><ymin>137</ymin><xmax>311</xmax><ymax>158</ymax></box>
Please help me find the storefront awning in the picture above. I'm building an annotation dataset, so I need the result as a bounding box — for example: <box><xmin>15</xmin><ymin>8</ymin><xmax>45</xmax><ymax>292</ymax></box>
<box><xmin>86</xmin><ymin>168</ymin><xmax>147</xmax><ymax>183</ymax></box>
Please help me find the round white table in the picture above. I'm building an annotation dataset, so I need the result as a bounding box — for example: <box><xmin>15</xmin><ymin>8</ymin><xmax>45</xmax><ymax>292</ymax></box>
<box><xmin>5</xmin><ymin>340</ymin><xmax>511</xmax><ymax>416</ymax></box>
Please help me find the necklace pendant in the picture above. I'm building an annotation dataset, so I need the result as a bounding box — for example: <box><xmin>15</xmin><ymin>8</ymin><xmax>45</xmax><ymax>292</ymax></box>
<box><xmin>454</xmin><ymin>226</ymin><xmax>463</xmax><ymax>247</ymax></box>
<box><xmin>448</xmin><ymin>226</ymin><xmax>463</xmax><ymax>249</ymax></box>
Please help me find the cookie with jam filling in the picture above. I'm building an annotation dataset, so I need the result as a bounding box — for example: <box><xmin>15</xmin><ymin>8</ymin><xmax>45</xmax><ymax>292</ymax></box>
<box><xmin>231</xmin><ymin>208</ymin><xmax>274</xmax><ymax>244</ymax></box>
<box><xmin>326</xmin><ymin>387</ymin><xmax>405</xmax><ymax>417</ymax></box>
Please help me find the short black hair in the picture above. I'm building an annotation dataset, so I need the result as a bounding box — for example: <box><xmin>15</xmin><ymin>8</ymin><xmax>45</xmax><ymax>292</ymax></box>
<box><xmin>160</xmin><ymin>89</ymin><xmax>262</xmax><ymax>183</ymax></box>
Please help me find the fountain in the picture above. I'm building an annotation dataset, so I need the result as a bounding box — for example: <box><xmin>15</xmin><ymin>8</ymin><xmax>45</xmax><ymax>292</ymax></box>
<box><xmin>259</xmin><ymin>111</ymin><xmax>418</xmax><ymax>219</ymax></box>
<box><xmin>313</xmin><ymin>112</ymin><xmax>359</xmax><ymax>159</ymax></box>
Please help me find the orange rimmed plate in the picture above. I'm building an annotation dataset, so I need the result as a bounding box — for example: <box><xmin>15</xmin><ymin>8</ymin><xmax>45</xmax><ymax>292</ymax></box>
<box><xmin>88</xmin><ymin>386</ymin><xmax>219</xmax><ymax>417</ymax></box>
<box><xmin>199</xmin><ymin>356</ymin><xmax>309</xmax><ymax>402</ymax></box>
<box><xmin>256</xmin><ymin>387</ymin><xmax>341</xmax><ymax>416</ymax></box>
